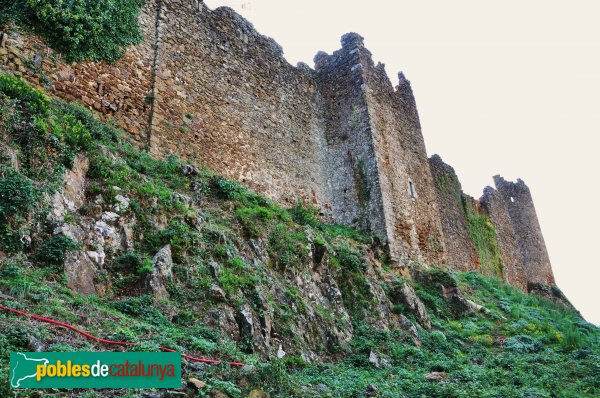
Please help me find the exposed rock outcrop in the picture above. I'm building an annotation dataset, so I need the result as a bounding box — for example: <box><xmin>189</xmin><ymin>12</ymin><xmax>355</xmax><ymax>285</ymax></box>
<box><xmin>148</xmin><ymin>245</ymin><xmax>173</xmax><ymax>300</ymax></box>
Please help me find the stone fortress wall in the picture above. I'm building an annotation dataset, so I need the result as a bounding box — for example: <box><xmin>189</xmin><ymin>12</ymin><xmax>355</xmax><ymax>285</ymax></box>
<box><xmin>0</xmin><ymin>0</ymin><xmax>555</xmax><ymax>291</ymax></box>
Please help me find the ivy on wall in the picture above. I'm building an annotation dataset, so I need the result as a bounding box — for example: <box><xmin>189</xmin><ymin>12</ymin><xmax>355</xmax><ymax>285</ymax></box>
<box><xmin>464</xmin><ymin>199</ymin><xmax>503</xmax><ymax>279</ymax></box>
<box><xmin>0</xmin><ymin>0</ymin><xmax>146</xmax><ymax>63</ymax></box>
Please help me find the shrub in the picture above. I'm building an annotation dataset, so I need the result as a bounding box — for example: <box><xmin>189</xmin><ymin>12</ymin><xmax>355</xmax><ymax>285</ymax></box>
<box><xmin>504</xmin><ymin>335</ymin><xmax>542</xmax><ymax>353</ymax></box>
<box><xmin>0</xmin><ymin>74</ymin><xmax>50</xmax><ymax>114</ymax></box>
<box><xmin>144</xmin><ymin>219</ymin><xmax>202</xmax><ymax>262</ymax></box>
<box><xmin>0</xmin><ymin>168</ymin><xmax>38</xmax><ymax>253</ymax></box>
<box><xmin>113</xmin><ymin>251</ymin><xmax>154</xmax><ymax>276</ymax></box>
<box><xmin>288</xmin><ymin>200</ymin><xmax>319</xmax><ymax>227</ymax></box>
<box><xmin>218</xmin><ymin>268</ymin><xmax>252</xmax><ymax>297</ymax></box>
<box><xmin>1</xmin><ymin>0</ymin><xmax>146</xmax><ymax>63</ymax></box>
<box><xmin>53</xmin><ymin>100</ymin><xmax>119</xmax><ymax>143</ymax></box>
<box><xmin>236</xmin><ymin>203</ymin><xmax>275</xmax><ymax>237</ymax></box>
<box><xmin>561</xmin><ymin>326</ymin><xmax>588</xmax><ymax>351</ymax></box>
<box><xmin>34</xmin><ymin>236</ymin><xmax>79</xmax><ymax>267</ymax></box>
<box><xmin>335</xmin><ymin>244</ymin><xmax>365</xmax><ymax>272</ymax></box>
<box><xmin>268</xmin><ymin>224</ymin><xmax>310</xmax><ymax>269</ymax></box>
<box><xmin>0</xmin><ymin>169</ymin><xmax>37</xmax><ymax>220</ymax></box>
<box><xmin>108</xmin><ymin>295</ymin><xmax>168</xmax><ymax>326</ymax></box>
<box><xmin>216</xmin><ymin>177</ymin><xmax>246</xmax><ymax>200</ymax></box>
<box><xmin>45</xmin><ymin>112</ymin><xmax>92</xmax><ymax>151</ymax></box>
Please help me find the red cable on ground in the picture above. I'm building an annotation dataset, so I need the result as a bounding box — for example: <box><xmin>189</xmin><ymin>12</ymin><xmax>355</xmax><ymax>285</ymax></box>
<box><xmin>0</xmin><ymin>304</ymin><xmax>245</xmax><ymax>367</ymax></box>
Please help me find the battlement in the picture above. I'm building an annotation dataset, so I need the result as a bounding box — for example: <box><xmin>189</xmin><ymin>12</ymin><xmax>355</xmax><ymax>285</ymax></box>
<box><xmin>0</xmin><ymin>0</ymin><xmax>555</xmax><ymax>289</ymax></box>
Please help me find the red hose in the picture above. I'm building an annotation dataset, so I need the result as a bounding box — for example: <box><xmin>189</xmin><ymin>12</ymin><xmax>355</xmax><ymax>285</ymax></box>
<box><xmin>0</xmin><ymin>303</ymin><xmax>245</xmax><ymax>367</ymax></box>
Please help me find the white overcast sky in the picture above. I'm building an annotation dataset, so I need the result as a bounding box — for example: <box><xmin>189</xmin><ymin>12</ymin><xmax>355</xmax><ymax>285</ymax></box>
<box><xmin>204</xmin><ymin>0</ymin><xmax>600</xmax><ymax>324</ymax></box>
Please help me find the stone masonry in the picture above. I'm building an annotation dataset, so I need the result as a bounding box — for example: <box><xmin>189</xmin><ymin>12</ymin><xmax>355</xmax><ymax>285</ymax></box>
<box><xmin>0</xmin><ymin>0</ymin><xmax>555</xmax><ymax>289</ymax></box>
<box><xmin>428</xmin><ymin>155</ymin><xmax>479</xmax><ymax>272</ymax></box>
<box><xmin>481</xmin><ymin>177</ymin><xmax>555</xmax><ymax>287</ymax></box>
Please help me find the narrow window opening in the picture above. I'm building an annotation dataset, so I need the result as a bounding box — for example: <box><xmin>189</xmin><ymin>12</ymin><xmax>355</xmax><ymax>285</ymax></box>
<box><xmin>408</xmin><ymin>179</ymin><xmax>417</xmax><ymax>199</ymax></box>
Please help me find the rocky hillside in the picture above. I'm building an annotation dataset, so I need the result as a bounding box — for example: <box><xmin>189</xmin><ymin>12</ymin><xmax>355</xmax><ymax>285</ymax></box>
<box><xmin>1</xmin><ymin>74</ymin><xmax>599</xmax><ymax>397</ymax></box>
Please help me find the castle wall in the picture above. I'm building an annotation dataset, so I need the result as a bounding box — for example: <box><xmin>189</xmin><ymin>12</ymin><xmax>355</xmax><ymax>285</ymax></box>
<box><xmin>482</xmin><ymin>176</ymin><xmax>554</xmax><ymax>287</ymax></box>
<box><xmin>388</xmin><ymin>72</ymin><xmax>446</xmax><ymax>265</ymax></box>
<box><xmin>151</xmin><ymin>1</ymin><xmax>333</xmax><ymax>209</ymax></box>
<box><xmin>429</xmin><ymin>155</ymin><xmax>479</xmax><ymax>271</ymax></box>
<box><xmin>0</xmin><ymin>0</ymin><xmax>556</xmax><ymax>287</ymax></box>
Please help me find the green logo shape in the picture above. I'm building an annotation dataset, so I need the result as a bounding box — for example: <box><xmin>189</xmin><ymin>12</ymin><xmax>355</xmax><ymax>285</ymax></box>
<box><xmin>10</xmin><ymin>352</ymin><xmax>181</xmax><ymax>389</ymax></box>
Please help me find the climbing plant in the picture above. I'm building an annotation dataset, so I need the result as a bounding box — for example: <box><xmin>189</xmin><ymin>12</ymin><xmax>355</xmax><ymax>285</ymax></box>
<box><xmin>0</xmin><ymin>0</ymin><xmax>146</xmax><ymax>63</ymax></box>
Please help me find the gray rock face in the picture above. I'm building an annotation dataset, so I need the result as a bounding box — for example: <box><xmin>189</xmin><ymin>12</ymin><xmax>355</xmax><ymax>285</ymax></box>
<box><xmin>208</xmin><ymin>284</ymin><xmax>226</xmax><ymax>302</ymax></box>
<box><xmin>114</xmin><ymin>194</ymin><xmax>130</xmax><ymax>213</ymax></box>
<box><xmin>63</xmin><ymin>155</ymin><xmax>89</xmax><ymax>209</ymax></box>
<box><xmin>1</xmin><ymin>144</ymin><xmax>19</xmax><ymax>169</ymax></box>
<box><xmin>180</xmin><ymin>164</ymin><xmax>199</xmax><ymax>176</ymax></box>
<box><xmin>398</xmin><ymin>314</ymin><xmax>422</xmax><ymax>346</ymax></box>
<box><xmin>171</xmin><ymin>192</ymin><xmax>192</xmax><ymax>206</ymax></box>
<box><xmin>94</xmin><ymin>220</ymin><xmax>115</xmax><ymax>238</ymax></box>
<box><xmin>148</xmin><ymin>245</ymin><xmax>174</xmax><ymax>299</ymax></box>
<box><xmin>64</xmin><ymin>251</ymin><xmax>98</xmax><ymax>295</ymax></box>
<box><xmin>50</xmin><ymin>154</ymin><xmax>89</xmax><ymax>221</ymax></box>
<box><xmin>236</xmin><ymin>305</ymin><xmax>254</xmax><ymax>346</ymax></box>
<box><xmin>392</xmin><ymin>282</ymin><xmax>432</xmax><ymax>330</ymax></box>
<box><xmin>101</xmin><ymin>211</ymin><xmax>120</xmax><ymax>223</ymax></box>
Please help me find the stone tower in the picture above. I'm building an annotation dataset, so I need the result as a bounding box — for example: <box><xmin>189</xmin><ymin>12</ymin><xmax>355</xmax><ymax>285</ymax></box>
<box><xmin>481</xmin><ymin>176</ymin><xmax>555</xmax><ymax>287</ymax></box>
<box><xmin>315</xmin><ymin>33</ymin><xmax>445</xmax><ymax>265</ymax></box>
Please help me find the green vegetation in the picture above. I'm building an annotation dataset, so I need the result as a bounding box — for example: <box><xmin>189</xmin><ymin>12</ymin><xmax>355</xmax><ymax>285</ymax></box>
<box><xmin>33</xmin><ymin>235</ymin><xmax>79</xmax><ymax>267</ymax></box>
<box><xmin>287</xmin><ymin>271</ymin><xmax>599</xmax><ymax>397</ymax></box>
<box><xmin>0</xmin><ymin>0</ymin><xmax>146</xmax><ymax>63</ymax></box>
<box><xmin>433</xmin><ymin>168</ymin><xmax>504</xmax><ymax>277</ymax></box>
<box><xmin>0</xmin><ymin>73</ymin><xmax>50</xmax><ymax>113</ymax></box>
<box><xmin>113</xmin><ymin>252</ymin><xmax>154</xmax><ymax>276</ymax></box>
<box><xmin>465</xmin><ymin>201</ymin><xmax>503</xmax><ymax>278</ymax></box>
<box><xmin>434</xmin><ymin>170</ymin><xmax>462</xmax><ymax>206</ymax></box>
<box><xmin>0</xmin><ymin>74</ymin><xmax>598</xmax><ymax>397</ymax></box>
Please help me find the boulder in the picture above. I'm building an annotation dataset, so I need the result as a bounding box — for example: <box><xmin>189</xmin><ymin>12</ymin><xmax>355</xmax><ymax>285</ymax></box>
<box><xmin>390</xmin><ymin>282</ymin><xmax>432</xmax><ymax>330</ymax></box>
<box><xmin>208</xmin><ymin>284</ymin><xmax>226</xmax><ymax>302</ymax></box>
<box><xmin>425</xmin><ymin>372</ymin><xmax>448</xmax><ymax>382</ymax></box>
<box><xmin>188</xmin><ymin>377</ymin><xmax>206</xmax><ymax>390</ymax></box>
<box><xmin>148</xmin><ymin>245</ymin><xmax>173</xmax><ymax>299</ymax></box>
<box><xmin>248</xmin><ymin>389</ymin><xmax>269</xmax><ymax>398</ymax></box>
<box><xmin>50</xmin><ymin>154</ymin><xmax>88</xmax><ymax>221</ymax></box>
<box><xmin>64</xmin><ymin>251</ymin><xmax>98</xmax><ymax>295</ymax></box>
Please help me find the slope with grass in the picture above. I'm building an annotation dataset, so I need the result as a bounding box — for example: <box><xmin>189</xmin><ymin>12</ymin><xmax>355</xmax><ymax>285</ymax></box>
<box><xmin>0</xmin><ymin>74</ymin><xmax>598</xmax><ymax>398</ymax></box>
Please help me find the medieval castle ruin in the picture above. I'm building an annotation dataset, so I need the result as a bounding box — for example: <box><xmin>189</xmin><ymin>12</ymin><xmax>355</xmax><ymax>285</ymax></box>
<box><xmin>0</xmin><ymin>0</ymin><xmax>555</xmax><ymax>291</ymax></box>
